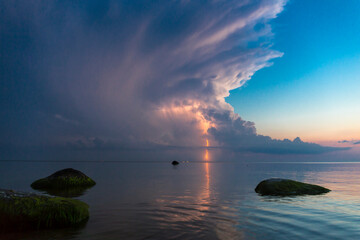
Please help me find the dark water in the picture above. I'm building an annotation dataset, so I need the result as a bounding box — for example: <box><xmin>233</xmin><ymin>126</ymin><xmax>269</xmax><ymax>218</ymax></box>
<box><xmin>1</xmin><ymin>149</ymin><xmax>360</xmax><ymax>239</ymax></box>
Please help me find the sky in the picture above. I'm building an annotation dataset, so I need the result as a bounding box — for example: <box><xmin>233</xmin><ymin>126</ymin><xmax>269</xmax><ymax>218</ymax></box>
<box><xmin>1</xmin><ymin>0</ymin><xmax>359</xmax><ymax>160</ymax></box>
<box><xmin>227</xmin><ymin>0</ymin><xmax>360</xmax><ymax>144</ymax></box>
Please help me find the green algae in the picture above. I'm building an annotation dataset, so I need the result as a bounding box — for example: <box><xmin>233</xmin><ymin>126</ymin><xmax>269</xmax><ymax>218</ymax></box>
<box><xmin>255</xmin><ymin>178</ymin><xmax>331</xmax><ymax>196</ymax></box>
<box><xmin>31</xmin><ymin>176</ymin><xmax>96</xmax><ymax>189</ymax></box>
<box><xmin>0</xmin><ymin>191</ymin><xmax>89</xmax><ymax>232</ymax></box>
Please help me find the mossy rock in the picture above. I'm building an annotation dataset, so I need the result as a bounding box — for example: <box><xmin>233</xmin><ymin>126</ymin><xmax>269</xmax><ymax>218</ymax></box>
<box><xmin>0</xmin><ymin>189</ymin><xmax>89</xmax><ymax>233</ymax></box>
<box><xmin>31</xmin><ymin>168</ymin><xmax>96</xmax><ymax>193</ymax></box>
<box><xmin>255</xmin><ymin>178</ymin><xmax>331</xmax><ymax>196</ymax></box>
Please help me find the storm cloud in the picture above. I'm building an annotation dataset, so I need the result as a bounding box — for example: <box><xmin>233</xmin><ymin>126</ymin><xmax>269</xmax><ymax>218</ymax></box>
<box><xmin>0</xmin><ymin>0</ymin><xmax>345</xmax><ymax>155</ymax></box>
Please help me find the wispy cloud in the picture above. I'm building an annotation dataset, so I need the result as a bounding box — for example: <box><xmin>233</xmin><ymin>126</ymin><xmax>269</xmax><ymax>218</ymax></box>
<box><xmin>54</xmin><ymin>114</ymin><xmax>79</xmax><ymax>125</ymax></box>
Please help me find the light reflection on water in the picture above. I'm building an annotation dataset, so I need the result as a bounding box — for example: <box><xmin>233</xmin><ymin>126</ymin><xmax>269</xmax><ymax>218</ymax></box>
<box><xmin>1</xmin><ymin>150</ymin><xmax>360</xmax><ymax>239</ymax></box>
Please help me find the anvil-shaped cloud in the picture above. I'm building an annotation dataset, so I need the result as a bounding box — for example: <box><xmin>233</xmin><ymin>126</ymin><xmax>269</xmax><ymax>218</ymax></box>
<box><xmin>0</xmin><ymin>0</ymin><xmax>347</xmax><ymax>154</ymax></box>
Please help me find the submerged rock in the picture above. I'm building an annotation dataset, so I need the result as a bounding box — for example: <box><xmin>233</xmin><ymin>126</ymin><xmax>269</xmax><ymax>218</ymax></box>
<box><xmin>31</xmin><ymin>168</ymin><xmax>96</xmax><ymax>193</ymax></box>
<box><xmin>0</xmin><ymin>189</ymin><xmax>89</xmax><ymax>232</ymax></box>
<box><xmin>172</xmin><ymin>161</ymin><xmax>179</xmax><ymax>165</ymax></box>
<box><xmin>255</xmin><ymin>178</ymin><xmax>330</xmax><ymax>196</ymax></box>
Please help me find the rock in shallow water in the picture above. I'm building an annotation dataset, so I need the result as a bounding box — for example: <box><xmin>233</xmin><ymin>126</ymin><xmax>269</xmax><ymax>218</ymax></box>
<box><xmin>172</xmin><ymin>161</ymin><xmax>179</xmax><ymax>165</ymax></box>
<box><xmin>0</xmin><ymin>189</ymin><xmax>89</xmax><ymax>232</ymax></box>
<box><xmin>255</xmin><ymin>178</ymin><xmax>331</xmax><ymax>196</ymax></box>
<box><xmin>31</xmin><ymin>168</ymin><xmax>96</xmax><ymax>192</ymax></box>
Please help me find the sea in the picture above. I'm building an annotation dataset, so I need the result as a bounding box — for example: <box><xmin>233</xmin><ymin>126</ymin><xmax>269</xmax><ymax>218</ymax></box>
<box><xmin>1</xmin><ymin>148</ymin><xmax>360</xmax><ymax>239</ymax></box>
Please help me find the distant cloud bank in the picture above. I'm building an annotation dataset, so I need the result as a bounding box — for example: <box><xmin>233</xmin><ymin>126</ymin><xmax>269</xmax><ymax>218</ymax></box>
<box><xmin>0</xmin><ymin>0</ymin><xmax>347</xmax><ymax>156</ymax></box>
<box><xmin>338</xmin><ymin>140</ymin><xmax>360</xmax><ymax>145</ymax></box>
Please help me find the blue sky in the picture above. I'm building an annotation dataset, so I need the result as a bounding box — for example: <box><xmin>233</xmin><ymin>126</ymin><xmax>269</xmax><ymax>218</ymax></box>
<box><xmin>227</xmin><ymin>0</ymin><xmax>360</xmax><ymax>143</ymax></box>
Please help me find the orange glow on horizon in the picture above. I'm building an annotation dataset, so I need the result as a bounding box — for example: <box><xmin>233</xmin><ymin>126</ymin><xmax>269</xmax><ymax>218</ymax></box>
<box><xmin>204</xmin><ymin>149</ymin><xmax>209</xmax><ymax>161</ymax></box>
<box><xmin>206</xmin><ymin>139</ymin><xmax>209</xmax><ymax>147</ymax></box>
<box><xmin>256</xmin><ymin>118</ymin><xmax>360</xmax><ymax>143</ymax></box>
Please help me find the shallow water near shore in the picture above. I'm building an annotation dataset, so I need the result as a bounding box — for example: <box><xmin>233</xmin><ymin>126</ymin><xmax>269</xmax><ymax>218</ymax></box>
<box><xmin>1</xmin><ymin>149</ymin><xmax>360</xmax><ymax>239</ymax></box>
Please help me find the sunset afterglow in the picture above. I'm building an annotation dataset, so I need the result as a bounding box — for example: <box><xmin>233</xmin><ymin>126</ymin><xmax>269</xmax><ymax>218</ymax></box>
<box><xmin>2</xmin><ymin>0</ymin><xmax>360</xmax><ymax>239</ymax></box>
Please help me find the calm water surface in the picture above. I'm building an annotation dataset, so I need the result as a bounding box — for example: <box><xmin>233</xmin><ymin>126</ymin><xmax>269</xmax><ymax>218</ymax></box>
<box><xmin>1</xmin><ymin>150</ymin><xmax>360</xmax><ymax>239</ymax></box>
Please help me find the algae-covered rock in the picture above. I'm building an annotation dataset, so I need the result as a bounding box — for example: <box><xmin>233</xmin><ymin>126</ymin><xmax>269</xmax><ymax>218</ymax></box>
<box><xmin>0</xmin><ymin>189</ymin><xmax>89</xmax><ymax>232</ymax></box>
<box><xmin>31</xmin><ymin>168</ymin><xmax>96</xmax><ymax>194</ymax></box>
<box><xmin>255</xmin><ymin>178</ymin><xmax>330</xmax><ymax>196</ymax></box>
